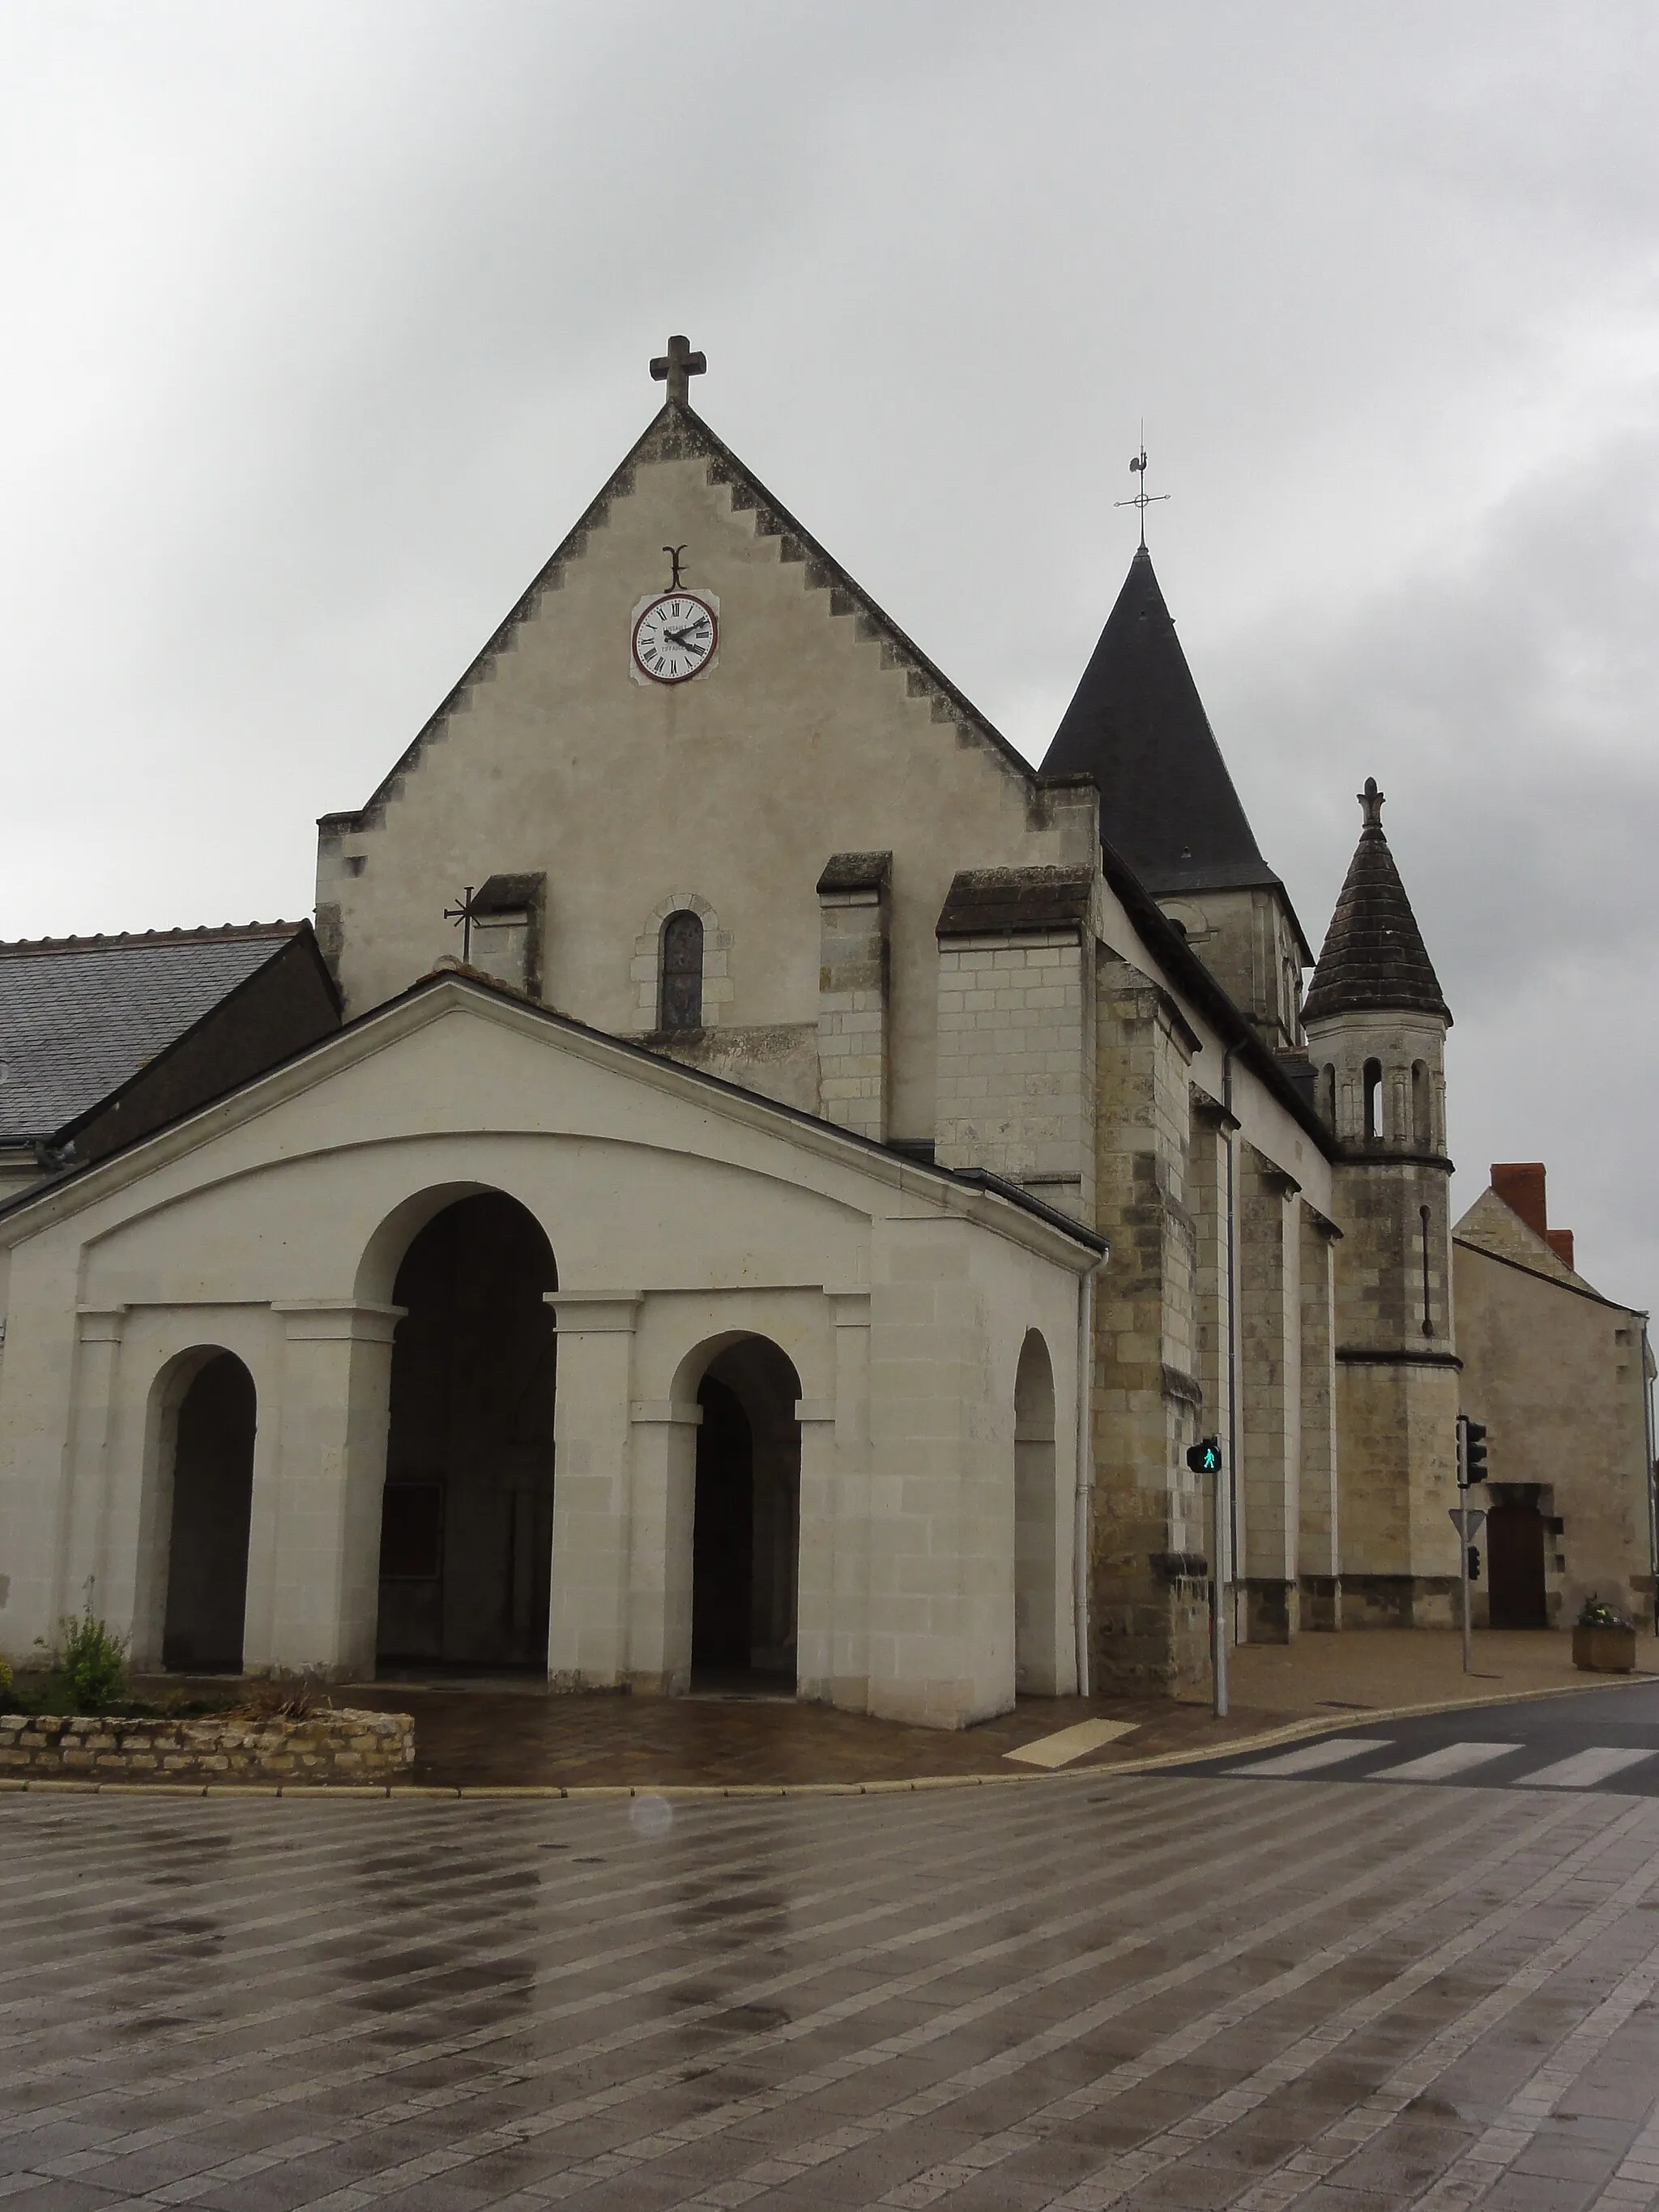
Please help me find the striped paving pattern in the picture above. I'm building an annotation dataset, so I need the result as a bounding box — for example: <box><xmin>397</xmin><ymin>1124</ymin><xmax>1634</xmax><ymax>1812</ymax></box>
<box><xmin>2</xmin><ymin>1778</ymin><xmax>1657</xmax><ymax>2208</ymax></box>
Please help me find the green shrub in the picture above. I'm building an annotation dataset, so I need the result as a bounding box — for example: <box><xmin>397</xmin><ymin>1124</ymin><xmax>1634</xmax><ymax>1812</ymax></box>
<box><xmin>35</xmin><ymin>1588</ymin><xmax>130</xmax><ymax>1714</ymax></box>
<box><xmin>0</xmin><ymin>1652</ymin><xmax>12</xmax><ymax>1707</ymax></box>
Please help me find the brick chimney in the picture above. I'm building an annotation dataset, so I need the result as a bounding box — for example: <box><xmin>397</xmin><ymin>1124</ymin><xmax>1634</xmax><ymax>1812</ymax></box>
<box><xmin>1491</xmin><ymin>1161</ymin><xmax>1575</xmax><ymax>1271</ymax></box>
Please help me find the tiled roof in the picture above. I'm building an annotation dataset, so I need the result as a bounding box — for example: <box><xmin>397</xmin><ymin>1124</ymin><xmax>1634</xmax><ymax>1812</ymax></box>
<box><xmin>0</xmin><ymin>924</ymin><xmax>304</xmax><ymax>1144</ymax></box>
<box><xmin>1303</xmin><ymin>783</ymin><xmax>1448</xmax><ymax>1025</ymax></box>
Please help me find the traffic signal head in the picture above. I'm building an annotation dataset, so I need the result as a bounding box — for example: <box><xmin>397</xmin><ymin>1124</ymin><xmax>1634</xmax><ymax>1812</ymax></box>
<box><xmin>1467</xmin><ymin>1545</ymin><xmax>1482</xmax><ymax>1582</ymax></box>
<box><xmin>1462</xmin><ymin>1419</ymin><xmax>1488</xmax><ymax>1485</ymax></box>
<box><xmin>1185</xmin><ymin>1436</ymin><xmax>1222</xmax><ymax>1475</ymax></box>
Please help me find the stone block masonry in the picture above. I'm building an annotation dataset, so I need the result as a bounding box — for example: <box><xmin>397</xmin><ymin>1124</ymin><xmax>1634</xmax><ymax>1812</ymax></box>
<box><xmin>0</xmin><ymin>1707</ymin><xmax>414</xmax><ymax>1784</ymax></box>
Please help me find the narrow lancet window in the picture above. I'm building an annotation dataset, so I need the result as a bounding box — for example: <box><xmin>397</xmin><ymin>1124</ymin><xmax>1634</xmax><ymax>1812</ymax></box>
<box><xmin>1363</xmin><ymin>1058</ymin><xmax>1384</xmax><ymax>1141</ymax></box>
<box><xmin>1411</xmin><ymin>1060</ymin><xmax>1431</xmax><ymax>1148</ymax></box>
<box><xmin>659</xmin><ymin>910</ymin><xmax>704</xmax><ymax>1030</ymax></box>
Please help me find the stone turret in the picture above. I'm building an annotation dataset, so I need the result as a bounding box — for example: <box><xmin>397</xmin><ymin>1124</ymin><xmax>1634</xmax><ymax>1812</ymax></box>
<box><xmin>1304</xmin><ymin>779</ymin><xmax>1459</xmax><ymax>1626</ymax></box>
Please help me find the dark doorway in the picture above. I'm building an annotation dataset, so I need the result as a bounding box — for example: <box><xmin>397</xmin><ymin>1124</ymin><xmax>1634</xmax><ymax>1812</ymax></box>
<box><xmin>689</xmin><ymin>1338</ymin><xmax>800</xmax><ymax>1690</ymax></box>
<box><xmin>1487</xmin><ymin>1501</ymin><xmax>1548</xmax><ymax>1629</ymax></box>
<box><xmin>377</xmin><ymin>1192</ymin><xmax>557</xmax><ymax>1670</ymax></box>
<box><xmin>163</xmin><ymin>1352</ymin><xmax>257</xmax><ymax>1672</ymax></box>
<box><xmin>692</xmin><ymin>1378</ymin><xmax>753</xmax><ymax>1672</ymax></box>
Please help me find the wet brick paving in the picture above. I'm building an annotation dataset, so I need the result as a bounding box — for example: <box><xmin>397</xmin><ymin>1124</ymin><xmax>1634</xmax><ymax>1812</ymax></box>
<box><xmin>4</xmin><ymin>1775</ymin><xmax>1659</xmax><ymax>2210</ymax></box>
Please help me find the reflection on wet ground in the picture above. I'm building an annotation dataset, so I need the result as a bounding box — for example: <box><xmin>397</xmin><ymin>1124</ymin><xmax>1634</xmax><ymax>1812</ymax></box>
<box><xmin>5</xmin><ymin>1779</ymin><xmax>1659</xmax><ymax>2208</ymax></box>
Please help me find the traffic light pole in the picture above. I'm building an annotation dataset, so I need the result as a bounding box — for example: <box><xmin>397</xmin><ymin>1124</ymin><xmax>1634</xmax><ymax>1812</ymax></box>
<box><xmin>1457</xmin><ymin>1413</ymin><xmax>1472</xmax><ymax>1675</ymax></box>
<box><xmin>1212</xmin><ymin>1453</ymin><xmax>1230</xmax><ymax>1718</ymax></box>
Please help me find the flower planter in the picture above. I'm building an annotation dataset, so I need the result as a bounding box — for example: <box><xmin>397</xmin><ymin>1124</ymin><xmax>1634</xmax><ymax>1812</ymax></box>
<box><xmin>1572</xmin><ymin>1624</ymin><xmax>1636</xmax><ymax>1674</ymax></box>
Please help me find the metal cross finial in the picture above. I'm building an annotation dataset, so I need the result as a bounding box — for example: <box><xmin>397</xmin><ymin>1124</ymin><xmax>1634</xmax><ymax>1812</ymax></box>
<box><xmin>650</xmin><ymin>335</ymin><xmax>706</xmax><ymax>406</ymax></box>
<box><xmin>444</xmin><ymin>885</ymin><xmax>480</xmax><ymax>962</ymax></box>
<box><xmin>1115</xmin><ymin>428</ymin><xmax>1170</xmax><ymax>551</ymax></box>
<box><xmin>1358</xmin><ymin>776</ymin><xmax>1385</xmax><ymax>830</ymax></box>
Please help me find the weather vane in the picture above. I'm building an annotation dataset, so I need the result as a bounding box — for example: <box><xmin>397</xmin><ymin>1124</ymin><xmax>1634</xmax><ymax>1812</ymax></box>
<box><xmin>1115</xmin><ymin>427</ymin><xmax>1170</xmax><ymax>551</ymax></box>
<box><xmin>444</xmin><ymin>885</ymin><xmax>480</xmax><ymax>962</ymax></box>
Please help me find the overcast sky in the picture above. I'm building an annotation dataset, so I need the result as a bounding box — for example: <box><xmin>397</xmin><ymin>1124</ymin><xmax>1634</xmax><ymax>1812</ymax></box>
<box><xmin>2</xmin><ymin>2</ymin><xmax>1657</xmax><ymax>1309</ymax></box>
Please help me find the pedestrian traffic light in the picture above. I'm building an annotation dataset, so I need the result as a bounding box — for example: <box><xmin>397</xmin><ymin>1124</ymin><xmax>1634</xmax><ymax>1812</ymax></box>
<box><xmin>1467</xmin><ymin>1545</ymin><xmax>1482</xmax><ymax>1582</ymax></box>
<box><xmin>1462</xmin><ymin>1419</ymin><xmax>1488</xmax><ymax>1486</ymax></box>
<box><xmin>1185</xmin><ymin>1436</ymin><xmax>1222</xmax><ymax>1475</ymax></box>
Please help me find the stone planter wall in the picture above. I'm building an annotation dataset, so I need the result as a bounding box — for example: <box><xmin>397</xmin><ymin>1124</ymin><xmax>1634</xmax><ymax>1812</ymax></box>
<box><xmin>0</xmin><ymin>1707</ymin><xmax>414</xmax><ymax>1784</ymax></box>
<box><xmin>1572</xmin><ymin>1625</ymin><xmax>1637</xmax><ymax>1675</ymax></box>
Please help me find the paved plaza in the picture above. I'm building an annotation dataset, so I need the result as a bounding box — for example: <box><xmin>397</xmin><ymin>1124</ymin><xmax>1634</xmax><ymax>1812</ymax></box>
<box><xmin>7</xmin><ymin>1748</ymin><xmax>1659</xmax><ymax>2210</ymax></box>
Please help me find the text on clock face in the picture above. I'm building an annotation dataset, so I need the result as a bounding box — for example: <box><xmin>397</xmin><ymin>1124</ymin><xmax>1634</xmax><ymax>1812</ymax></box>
<box><xmin>633</xmin><ymin>595</ymin><xmax>718</xmax><ymax>684</ymax></box>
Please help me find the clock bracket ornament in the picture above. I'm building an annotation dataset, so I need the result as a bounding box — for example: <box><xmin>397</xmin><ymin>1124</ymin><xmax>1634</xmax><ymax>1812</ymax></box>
<box><xmin>630</xmin><ymin>545</ymin><xmax>719</xmax><ymax>687</ymax></box>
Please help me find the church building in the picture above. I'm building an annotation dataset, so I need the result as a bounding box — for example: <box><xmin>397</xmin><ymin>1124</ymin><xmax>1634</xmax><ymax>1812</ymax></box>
<box><xmin>0</xmin><ymin>343</ymin><xmax>1471</xmax><ymax>1724</ymax></box>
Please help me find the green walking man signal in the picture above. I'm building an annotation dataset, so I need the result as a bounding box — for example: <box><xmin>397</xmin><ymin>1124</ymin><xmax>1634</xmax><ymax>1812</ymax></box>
<box><xmin>1186</xmin><ymin>1436</ymin><xmax>1222</xmax><ymax>1475</ymax></box>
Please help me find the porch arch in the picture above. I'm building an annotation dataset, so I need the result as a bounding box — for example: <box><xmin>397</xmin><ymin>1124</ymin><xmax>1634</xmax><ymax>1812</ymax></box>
<box><xmin>675</xmin><ymin>1332</ymin><xmax>804</xmax><ymax>1689</ymax></box>
<box><xmin>1013</xmin><ymin>1328</ymin><xmax>1060</xmax><ymax>1694</ymax></box>
<box><xmin>373</xmin><ymin>1187</ymin><xmax>558</xmax><ymax>1670</ymax></box>
<box><xmin>155</xmin><ymin>1347</ymin><xmax>258</xmax><ymax>1673</ymax></box>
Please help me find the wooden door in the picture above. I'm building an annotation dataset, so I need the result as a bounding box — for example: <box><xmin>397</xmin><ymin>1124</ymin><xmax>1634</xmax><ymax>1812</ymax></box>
<box><xmin>1486</xmin><ymin>1502</ymin><xmax>1547</xmax><ymax>1629</ymax></box>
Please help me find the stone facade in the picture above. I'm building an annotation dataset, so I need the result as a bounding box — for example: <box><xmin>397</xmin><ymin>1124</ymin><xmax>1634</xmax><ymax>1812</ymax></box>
<box><xmin>1455</xmin><ymin>1170</ymin><xmax>1656</xmax><ymax>1629</ymax></box>
<box><xmin>0</xmin><ymin>371</ymin><xmax>1537</xmax><ymax>1721</ymax></box>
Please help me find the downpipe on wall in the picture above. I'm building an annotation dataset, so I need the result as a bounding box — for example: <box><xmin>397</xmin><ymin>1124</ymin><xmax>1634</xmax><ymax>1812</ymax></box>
<box><xmin>1075</xmin><ymin>1253</ymin><xmax>1107</xmax><ymax>1698</ymax></box>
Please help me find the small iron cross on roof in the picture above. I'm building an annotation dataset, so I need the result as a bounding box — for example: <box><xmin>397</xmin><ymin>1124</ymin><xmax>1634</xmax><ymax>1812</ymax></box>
<box><xmin>650</xmin><ymin>335</ymin><xmax>706</xmax><ymax>406</ymax></box>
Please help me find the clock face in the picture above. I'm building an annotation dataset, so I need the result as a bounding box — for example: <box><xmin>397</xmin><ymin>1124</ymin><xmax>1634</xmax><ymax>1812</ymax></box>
<box><xmin>631</xmin><ymin>592</ymin><xmax>718</xmax><ymax>684</ymax></box>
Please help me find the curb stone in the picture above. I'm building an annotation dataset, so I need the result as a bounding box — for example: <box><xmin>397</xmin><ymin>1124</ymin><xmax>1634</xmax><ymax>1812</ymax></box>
<box><xmin>0</xmin><ymin>1671</ymin><xmax>1648</xmax><ymax>1803</ymax></box>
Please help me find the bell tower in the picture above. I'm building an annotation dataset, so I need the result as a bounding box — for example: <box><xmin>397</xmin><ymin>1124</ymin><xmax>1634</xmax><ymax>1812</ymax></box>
<box><xmin>1303</xmin><ymin>778</ymin><xmax>1460</xmax><ymax>1626</ymax></box>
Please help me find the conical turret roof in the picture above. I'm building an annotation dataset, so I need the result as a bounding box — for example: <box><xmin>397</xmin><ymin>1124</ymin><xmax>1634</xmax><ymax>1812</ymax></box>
<box><xmin>1040</xmin><ymin>547</ymin><xmax>1282</xmax><ymax>898</ymax></box>
<box><xmin>1303</xmin><ymin>779</ymin><xmax>1449</xmax><ymax>1025</ymax></box>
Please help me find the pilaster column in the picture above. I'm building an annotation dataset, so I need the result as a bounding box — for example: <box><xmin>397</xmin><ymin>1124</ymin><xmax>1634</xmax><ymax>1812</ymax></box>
<box><xmin>625</xmin><ymin>1394</ymin><xmax>701</xmax><ymax>1694</ymax></box>
<box><xmin>795</xmin><ymin>1287</ymin><xmax>872</xmax><ymax>1709</ymax></box>
<box><xmin>62</xmin><ymin>1308</ymin><xmax>128</xmax><ymax>1640</ymax></box>
<box><xmin>1239</xmin><ymin>1153</ymin><xmax>1303</xmax><ymax>1641</ymax></box>
<box><xmin>544</xmin><ymin>1293</ymin><xmax>640</xmax><ymax>1689</ymax></box>
<box><xmin>1299</xmin><ymin>1210</ymin><xmax>1342</xmax><ymax>1628</ymax></box>
<box><xmin>817</xmin><ymin>854</ymin><xmax>890</xmax><ymax>1141</ymax></box>
<box><xmin>268</xmin><ymin>1301</ymin><xmax>403</xmax><ymax>1677</ymax></box>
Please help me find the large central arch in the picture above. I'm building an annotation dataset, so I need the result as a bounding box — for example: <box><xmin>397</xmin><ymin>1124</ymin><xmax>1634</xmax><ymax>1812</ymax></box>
<box><xmin>375</xmin><ymin>1190</ymin><xmax>557</xmax><ymax>1670</ymax></box>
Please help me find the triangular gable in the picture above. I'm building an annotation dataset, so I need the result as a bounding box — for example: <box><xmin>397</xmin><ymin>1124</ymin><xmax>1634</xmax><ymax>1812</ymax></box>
<box><xmin>320</xmin><ymin>402</ymin><xmax>1043</xmax><ymax>841</ymax></box>
<box><xmin>1452</xmin><ymin>1185</ymin><xmax>1596</xmax><ymax>1294</ymax></box>
<box><xmin>0</xmin><ymin>972</ymin><xmax>1102</xmax><ymax>1267</ymax></box>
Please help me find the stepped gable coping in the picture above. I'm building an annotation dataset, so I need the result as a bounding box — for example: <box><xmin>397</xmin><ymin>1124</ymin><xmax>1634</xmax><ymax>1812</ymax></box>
<box><xmin>936</xmin><ymin>864</ymin><xmax>1095</xmax><ymax>937</ymax></box>
<box><xmin>320</xmin><ymin>402</ymin><xmax>1047</xmax><ymax>840</ymax></box>
<box><xmin>816</xmin><ymin>850</ymin><xmax>892</xmax><ymax>896</ymax></box>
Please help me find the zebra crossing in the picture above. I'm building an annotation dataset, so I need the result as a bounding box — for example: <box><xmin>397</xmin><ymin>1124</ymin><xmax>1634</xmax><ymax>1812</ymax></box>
<box><xmin>1221</xmin><ymin>1730</ymin><xmax>1659</xmax><ymax>1792</ymax></box>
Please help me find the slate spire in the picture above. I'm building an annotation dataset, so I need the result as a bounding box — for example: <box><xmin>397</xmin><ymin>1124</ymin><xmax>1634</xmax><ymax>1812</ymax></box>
<box><xmin>1303</xmin><ymin>779</ymin><xmax>1450</xmax><ymax>1025</ymax></box>
<box><xmin>1039</xmin><ymin>546</ymin><xmax>1282</xmax><ymax>897</ymax></box>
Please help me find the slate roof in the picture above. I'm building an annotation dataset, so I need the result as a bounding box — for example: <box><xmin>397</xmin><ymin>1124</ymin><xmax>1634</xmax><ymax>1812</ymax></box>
<box><xmin>1040</xmin><ymin>548</ymin><xmax>1283</xmax><ymax>901</ymax></box>
<box><xmin>0</xmin><ymin>924</ymin><xmax>307</xmax><ymax>1144</ymax></box>
<box><xmin>1303</xmin><ymin>783</ymin><xmax>1449</xmax><ymax>1024</ymax></box>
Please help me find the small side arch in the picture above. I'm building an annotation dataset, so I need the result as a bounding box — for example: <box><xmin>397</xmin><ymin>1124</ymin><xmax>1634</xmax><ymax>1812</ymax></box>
<box><xmin>1014</xmin><ymin>1329</ymin><xmax>1061</xmax><ymax>1694</ymax></box>
<box><xmin>142</xmin><ymin>1347</ymin><xmax>258</xmax><ymax>1673</ymax></box>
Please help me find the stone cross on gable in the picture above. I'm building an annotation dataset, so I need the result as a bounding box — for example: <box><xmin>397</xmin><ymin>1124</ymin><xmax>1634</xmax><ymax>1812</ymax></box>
<box><xmin>1358</xmin><ymin>776</ymin><xmax>1386</xmax><ymax>829</ymax></box>
<box><xmin>650</xmin><ymin>335</ymin><xmax>706</xmax><ymax>406</ymax></box>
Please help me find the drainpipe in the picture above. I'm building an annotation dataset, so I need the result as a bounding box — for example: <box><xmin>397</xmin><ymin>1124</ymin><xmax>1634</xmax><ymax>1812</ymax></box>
<box><xmin>1222</xmin><ymin>1046</ymin><xmax>1242</xmax><ymax>1694</ymax></box>
<box><xmin>1643</xmin><ymin>1316</ymin><xmax>1657</xmax><ymax>1635</ymax></box>
<box><xmin>1074</xmin><ymin>1253</ymin><xmax>1107</xmax><ymax>1698</ymax></box>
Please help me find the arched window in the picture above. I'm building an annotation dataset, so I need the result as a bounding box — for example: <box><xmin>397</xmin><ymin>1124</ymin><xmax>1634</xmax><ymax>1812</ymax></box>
<box><xmin>659</xmin><ymin>910</ymin><xmax>704</xmax><ymax>1031</ymax></box>
<box><xmin>1411</xmin><ymin>1061</ymin><xmax>1431</xmax><ymax>1149</ymax></box>
<box><xmin>1320</xmin><ymin>1063</ymin><xmax>1337</xmax><ymax>1130</ymax></box>
<box><xmin>1363</xmin><ymin>1058</ymin><xmax>1384</xmax><ymax>1141</ymax></box>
